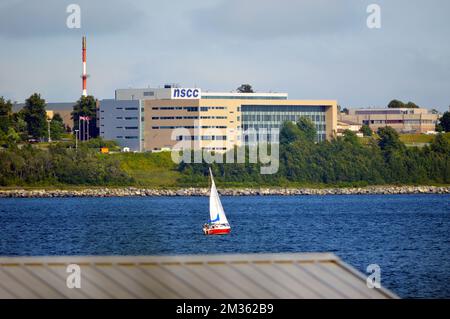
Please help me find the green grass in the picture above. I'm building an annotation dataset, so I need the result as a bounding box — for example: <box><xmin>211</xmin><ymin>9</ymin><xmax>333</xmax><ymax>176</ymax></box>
<box><xmin>399</xmin><ymin>134</ymin><xmax>434</xmax><ymax>144</ymax></box>
<box><xmin>109</xmin><ymin>151</ymin><xmax>181</xmax><ymax>188</ymax></box>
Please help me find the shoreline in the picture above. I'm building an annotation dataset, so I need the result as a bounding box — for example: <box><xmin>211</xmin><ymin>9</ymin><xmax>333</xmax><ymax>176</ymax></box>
<box><xmin>0</xmin><ymin>185</ymin><xmax>449</xmax><ymax>198</ymax></box>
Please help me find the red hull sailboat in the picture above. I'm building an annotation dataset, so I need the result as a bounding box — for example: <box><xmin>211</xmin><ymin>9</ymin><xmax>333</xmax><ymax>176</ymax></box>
<box><xmin>203</xmin><ymin>168</ymin><xmax>231</xmax><ymax>235</ymax></box>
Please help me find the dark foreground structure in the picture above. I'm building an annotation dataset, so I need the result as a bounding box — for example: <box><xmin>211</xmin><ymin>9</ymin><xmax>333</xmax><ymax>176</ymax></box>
<box><xmin>0</xmin><ymin>253</ymin><xmax>397</xmax><ymax>299</ymax></box>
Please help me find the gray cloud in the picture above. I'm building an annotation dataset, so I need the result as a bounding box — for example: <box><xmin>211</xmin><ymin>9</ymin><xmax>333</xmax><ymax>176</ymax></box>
<box><xmin>0</xmin><ymin>0</ymin><xmax>144</xmax><ymax>38</ymax></box>
<box><xmin>192</xmin><ymin>0</ymin><xmax>363</xmax><ymax>39</ymax></box>
<box><xmin>1</xmin><ymin>0</ymin><xmax>449</xmax><ymax>111</ymax></box>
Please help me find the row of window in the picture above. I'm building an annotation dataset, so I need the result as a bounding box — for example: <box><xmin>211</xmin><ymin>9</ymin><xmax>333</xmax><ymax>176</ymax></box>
<box><xmin>242</xmin><ymin>123</ymin><xmax>326</xmax><ymax>132</ymax></box>
<box><xmin>116</xmin><ymin>117</ymin><xmax>139</xmax><ymax>120</ymax></box>
<box><xmin>242</xmin><ymin>114</ymin><xmax>325</xmax><ymax>122</ymax></box>
<box><xmin>175</xmin><ymin>136</ymin><xmax>227</xmax><ymax>141</ymax></box>
<box><xmin>363</xmin><ymin>119</ymin><xmax>437</xmax><ymax>125</ymax></box>
<box><xmin>151</xmin><ymin>116</ymin><xmax>198</xmax><ymax>120</ymax></box>
<box><xmin>150</xmin><ymin>106</ymin><xmax>228</xmax><ymax>112</ymax></box>
<box><xmin>115</xmin><ymin>107</ymin><xmax>140</xmax><ymax>111</ymax></box>
<box><xmin>151</xmin><ymin>106</ymin><xmax>198</xmax><ymax>112</ymax></box>
<box><xmin>152</xmin><ymin>126</ymin><xmax>227</xmax><ymax>129</ymax></box>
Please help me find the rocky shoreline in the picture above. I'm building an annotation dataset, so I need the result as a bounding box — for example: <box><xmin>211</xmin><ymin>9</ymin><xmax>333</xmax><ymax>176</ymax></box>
<box><xmin>0</xmin><ymin>185</ymin><xmax>449</xmax><ymax>198</ymax></box>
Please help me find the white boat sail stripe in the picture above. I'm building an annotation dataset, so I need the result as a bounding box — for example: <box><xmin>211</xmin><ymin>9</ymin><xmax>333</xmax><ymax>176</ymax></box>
<box><xmin>209</xmin><ymin>169</ymin><xmax>229</xmax><ymax>225</ymax></box>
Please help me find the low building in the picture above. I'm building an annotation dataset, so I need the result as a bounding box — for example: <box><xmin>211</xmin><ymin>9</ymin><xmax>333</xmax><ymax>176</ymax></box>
<box><xmin>99</xmin><ymin>86</ymin><xmax>338</xmax><ymax>152</ymax></box>
<box><xmin>337</xmin><ymin>120</ymin><xmax>363</xmax><ymax>137</ymax></box>
<box><xmin>13</xmin><ymin>102</ymin><xmax>75</xmax><ymax>130</ymax></box>
<box><xmin>340</xmin><ymin>108</ymin><xmax>438</xmax><ymax>134</ymax></box>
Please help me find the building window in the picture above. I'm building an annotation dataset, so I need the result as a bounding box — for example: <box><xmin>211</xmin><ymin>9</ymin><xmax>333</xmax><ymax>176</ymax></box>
<box><xmin>143</xmin><ymin>91</ymin><xmax>154</xmax><ymax>97</ymax></box>
<box><xmin>125</xmin><ymin>127</ymin><xmax>139</xmax><ymax>130</ymax></box>
<box><xmin>125</xmin><ymin>117</ymin><xmax>138</xmax><ymax>120</ymax></box>
<box><xmin>125</xmin><ymin>136</ymin><xmax>138</xmax><ymax>139</ymax></box>
<box><xmin>125</xmin><ymin>107</ymin><xmax>138</xmax><ymax>110</ymax></box>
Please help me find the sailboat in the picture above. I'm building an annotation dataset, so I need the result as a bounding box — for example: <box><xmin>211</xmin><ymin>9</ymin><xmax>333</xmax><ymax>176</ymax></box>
<box><xmin>203</xmin><ymin>168</ymin><xmax>231</xmax><ymax>235</ymax></box>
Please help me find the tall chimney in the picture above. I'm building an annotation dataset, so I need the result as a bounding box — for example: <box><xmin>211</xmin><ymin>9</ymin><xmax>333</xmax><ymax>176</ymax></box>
<box><xmin>82</xmin><ymin>36</ymin><xmax>87</xmax><ymax>97</ymax></box>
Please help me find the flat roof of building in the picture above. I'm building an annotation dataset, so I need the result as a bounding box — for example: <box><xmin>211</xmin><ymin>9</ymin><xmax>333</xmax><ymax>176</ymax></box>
<box><xmin>0</xmin><ymin>253</ymin><xmax>397</xmax><ymax>299</ymax></box>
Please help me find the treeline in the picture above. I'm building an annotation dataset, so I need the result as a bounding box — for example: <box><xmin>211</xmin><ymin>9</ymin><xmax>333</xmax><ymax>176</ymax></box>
<box><xmin>0</xmin><ymin>142</ymin><xmax>132</xmax><ymax>186</ymax></box>
<box><xmin>178</xmin><ymin>118</ymin><xmax>450</xmax><ymax>187</ymax></box>
<box><xmin>0</xmin><ymin>93</ymin><xmax>99</xmax><ymax>147</ymax></box>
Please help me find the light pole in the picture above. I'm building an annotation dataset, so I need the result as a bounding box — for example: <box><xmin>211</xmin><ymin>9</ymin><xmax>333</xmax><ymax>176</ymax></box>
<box><xmin>47</xmin><ymin>119</ymin><xmax>52</xmax><ymax>143</ymax></box>
<box><xmin>75</xmin><ymin>129</ymin><xmax>79</xmax><ymax>150</ymax></box>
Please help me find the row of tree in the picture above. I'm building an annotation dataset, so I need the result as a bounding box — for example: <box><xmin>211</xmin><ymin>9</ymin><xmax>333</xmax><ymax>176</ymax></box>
<box><xmin>0</xmin><ymin>93</ymin><xmax>99</xmax><ymax>147</ymax></box>
<box><xmin>0</xmin><ymin>94</ymin><xmax>65</xmax><ymax>147</ymax></box>
<box><xmin>178</xmin><ymin>117</ymin><xmax>450</xmax><ymax>186</ymax></box>
<box><xmin>0</xmin><ymin>141</ymin><xmax>131</xmax><ymax>186</ymax></box>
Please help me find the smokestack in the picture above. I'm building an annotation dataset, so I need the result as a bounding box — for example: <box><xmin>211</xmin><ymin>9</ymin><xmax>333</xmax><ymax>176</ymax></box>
<box><xmin>82</xmin><ymin>36</ymin><xmax>87</xmax><ymax>97</ymax></box>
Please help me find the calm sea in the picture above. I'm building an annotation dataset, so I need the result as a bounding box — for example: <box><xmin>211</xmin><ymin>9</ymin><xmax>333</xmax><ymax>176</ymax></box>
<box><xmin>0</xmin><ymin>195</ymin><xmax>449</xmax><ymax>298</ymax></box>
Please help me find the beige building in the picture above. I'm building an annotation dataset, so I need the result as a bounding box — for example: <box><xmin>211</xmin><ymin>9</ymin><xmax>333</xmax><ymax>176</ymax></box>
<box><xmin>340</xmin><ymin>108</ymin><xmax>438</xmax><ymax>134</ymax></box>
<box><xmin>100</xmin><ymin>87</ymin><xmax>338</xmax><ymax>152</ymax></box>
<box><xmin>337</xmin><ymin>120</ymin><xmax>363</xmax><ymax>137</ymax></box>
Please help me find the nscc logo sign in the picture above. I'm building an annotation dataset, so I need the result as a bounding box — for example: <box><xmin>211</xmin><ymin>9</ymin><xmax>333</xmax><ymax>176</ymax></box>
<box><xmin>171</xmin><ymin>88</ymin><xmax>201</xmax><ymax>99</ymax></box>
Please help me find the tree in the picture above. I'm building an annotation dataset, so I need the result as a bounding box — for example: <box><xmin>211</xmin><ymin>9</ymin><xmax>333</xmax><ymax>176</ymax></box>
<box><xmin>377</xmin><ymin>126</ymin><xmax>404</xmax><ymax>152</ymax></box>
<box><xmin>388</xmin><ymin>99</ymin><xmax>419</xmax><ymax>109</ymax></box>
<box><xmin>430</xmin><ymin>133</ymin><xmax>450</xmax><ymax>154</ymax></box>
<box><xmin>236</xmin><ymin>84</ymin><xmax>254</xmax><ymax>93</ymax></box>
<box><xmin>50</xmin><ymin>113</ymin><xmax>65</xmax><ymax>140</ymax></box>
<box><xmin>23</xmin><ymin>93</ymin><xmax>47</xmax><ymax>139</ymax></box>
<box><xmin>438</xmin><ymin>112</ymin><xmax>450</xmax><ymax>132</ymax></box>
<box><xmin>0</xmin><ymin>97</ymin><xmax>13</xmax><ymax>134</ymax></box>
<box><xmin>342</xmin><ymin>130</ymin><xmax>359</xmax><ymax>145</ymax></box>
<box><xmin>280</xmin><ymin>122</ymin><xmax>302</xmax><ymax>145</ymax></box>
<box><xmin>72</xmin><ymin>95</ymin><xmax>99</xmax><ymax>139</ymax></box>
<box><xmin>297</xmin><ymin>116</ymin><xmax>317</xmax><ymax>143</ymax></box>
<box><xmin>341</xmin><ymin>107</ymin><xmax>349</xmax><ymax>115</ymax></box>
<box><xmin>388</xmin><ymin>99</ymin><xmax>405</xmax><ymax>109</ymax></box>
<box><xmin>360</xmin><ymin>124</ymin><xmax>373</xmax><ymax>137</ymax></box>
<box><xmin>405</xmin><ymin>101</ymin><xmax>419</xmax><ymax>109</ymax></box>
<box><xmin>11</xmin><ymin>111</ymin><xmax>28</xmax><ymax>141</ymax></box>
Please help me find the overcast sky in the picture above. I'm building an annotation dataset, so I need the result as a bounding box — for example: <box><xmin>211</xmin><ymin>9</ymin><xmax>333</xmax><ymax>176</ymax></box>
<box><xmin>0</xmin><ymin>0</ymin><xmax>449</xmax><ymax>111</ymax></box>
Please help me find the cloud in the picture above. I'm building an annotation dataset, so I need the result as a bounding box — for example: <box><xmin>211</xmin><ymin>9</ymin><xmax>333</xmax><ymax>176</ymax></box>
<box><xmin>0</xmin><ymin>0</ymin><xmax>144</xmax><ymax>38</ymax></box>
<box><xmin>192</xmin><ymin>0</ymin><xmax>363</xmax><ymax>39</ymax></box>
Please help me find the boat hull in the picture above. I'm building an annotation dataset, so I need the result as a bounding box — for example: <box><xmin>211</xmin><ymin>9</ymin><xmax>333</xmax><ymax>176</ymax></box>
<box><xmin>203</xmin><ymin>226</ymin><xmax>231</xmax><ymax>235</ymax></box>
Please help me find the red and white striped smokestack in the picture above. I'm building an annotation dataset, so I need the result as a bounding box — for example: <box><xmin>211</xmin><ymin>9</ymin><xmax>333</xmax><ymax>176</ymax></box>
<box><xmin>82</xmin><ymin>36</ymin><xmax>87</xmax><ymax>97</ymax></box>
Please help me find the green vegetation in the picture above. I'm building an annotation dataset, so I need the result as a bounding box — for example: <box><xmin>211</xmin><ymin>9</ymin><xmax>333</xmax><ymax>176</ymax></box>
<box><xmin>388</xmin><ymin>99</ymin><xmax>419</xmax><ymax>109</ymax></box>
<box><xmin>236</xmin><ymin>84</ymin><xmax>254</xmax><ymax>93</ymax></box>
<box><xmin>23</xmin><ymin>93</ymin><xmax>47</xmax><ymax>139</ymax></box>
<box><xmin>360</xmin><ymin>125</ymin><xmax>373</xmax><ymax>137</ymax></box>
<box><xmin>437</xmin><ymin>111</ymin><xmax>450</xmax><ymax>132</ymax></box>
<box><xmin>113</xmin><ymin>152</ymin><xmax>180</xmax><ymax>187</ymax></box>
<box><xmin>71</xmin><ymin>95</ymin><xmax>99</xmax><ymax>138</ymax></box>
<box><xmin>50</xmin><ymin>113</ymin><xmax>65</xmax><ymax>140</ymax></box>
<box><xmin>0</xmin><ymin>141</ymin><xmax>132</xmax><ymax>186</ymax></box>
<box><xmin>1</xmin><ymin>100</ymin><xmax>449</xmax><ymax>188</ymax></box>
<box><xmin>178</xmin><ymin>118</ymin><xmax>450</xmax><ymax>187</ymax></box>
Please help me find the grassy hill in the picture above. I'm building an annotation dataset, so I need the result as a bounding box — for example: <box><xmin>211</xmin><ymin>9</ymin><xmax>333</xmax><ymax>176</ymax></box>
<box><xmin>110</xmin><ymin>152</ymin><xmax>181</xmax><ymax>188</ymax></box>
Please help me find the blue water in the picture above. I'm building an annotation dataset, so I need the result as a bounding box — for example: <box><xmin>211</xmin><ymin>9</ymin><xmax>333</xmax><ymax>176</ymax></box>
<box><xmin>0</xmin><ymin>195</ymin><xmax>449</xmax><ymax>298</ymax></box>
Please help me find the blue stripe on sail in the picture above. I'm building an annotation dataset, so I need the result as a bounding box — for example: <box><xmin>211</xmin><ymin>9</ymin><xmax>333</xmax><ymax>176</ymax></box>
<box><xmin>210</xmin><ymin>213</ymin><xmax>220</xmax><ymax>223</ymax></box>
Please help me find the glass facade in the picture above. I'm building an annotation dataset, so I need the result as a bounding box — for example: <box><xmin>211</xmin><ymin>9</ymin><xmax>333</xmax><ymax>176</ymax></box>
<box><xmin>241</xmin><ymin>105</ymin><xmax>327</xmax><ymax>142</ymax></box>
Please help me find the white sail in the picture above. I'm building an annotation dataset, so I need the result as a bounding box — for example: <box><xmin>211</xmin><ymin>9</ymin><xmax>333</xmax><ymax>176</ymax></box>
<box><xmin>209</xmin><ymin>168</ymin><xmax>229</xmax><ymax>225</ymax></box>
